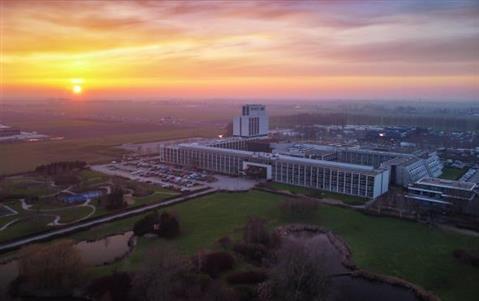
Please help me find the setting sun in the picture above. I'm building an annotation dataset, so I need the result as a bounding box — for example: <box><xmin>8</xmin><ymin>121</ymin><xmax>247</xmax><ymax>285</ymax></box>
<box><xmin>72</xmin><ymin>85</ymin><xmax>82</xmax><ymax>94</ymax></box>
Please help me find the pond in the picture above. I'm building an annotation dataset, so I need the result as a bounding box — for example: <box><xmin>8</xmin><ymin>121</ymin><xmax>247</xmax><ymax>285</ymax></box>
<box><xmin>329</xmin><ymin>275</ymin><xmax>419</xmax><ymax>301</ymax></box>
<box><xmin>282</xmin><ymin>227</ymin><xmax>422</xmax><ymax>301</ymax></box>
<box><xmin>0</xmin><ymin>232</ymin><xmax>133</xmax><ymax>296</ymax></box>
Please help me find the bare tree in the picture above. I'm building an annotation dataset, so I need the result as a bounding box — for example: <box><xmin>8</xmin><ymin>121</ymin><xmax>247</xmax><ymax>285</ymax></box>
<box><xmin>130</xmin><ymin>247</ymin><xmax>190</xmax><ymax>301</ymax></box>
<box><xmin>269</xmin><ymin>238</ymin><xmax>332</xmax><ymax>301</ymax></box>
<box><xmin>19</xmin><ymin>240</ymin><xmax>85</xmax><ymax>291</ymax></box>
<box><xmin>244</xmin><ymin>216</ymin><xmax>271</xmax><ymax>246</ymax></box>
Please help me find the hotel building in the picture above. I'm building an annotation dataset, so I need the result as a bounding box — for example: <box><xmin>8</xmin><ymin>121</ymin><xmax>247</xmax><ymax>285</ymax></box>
<box><xmin>156</xmin><ymin>105</ymin><xmax>445</xmax><ymax>200</ymax></box>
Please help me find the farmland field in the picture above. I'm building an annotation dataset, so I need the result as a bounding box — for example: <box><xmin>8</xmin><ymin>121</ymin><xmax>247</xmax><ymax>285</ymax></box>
<box><xmin>0</xmin><ymin>127</ymin><xmax>218</xmax><ymax>175</ymax></box>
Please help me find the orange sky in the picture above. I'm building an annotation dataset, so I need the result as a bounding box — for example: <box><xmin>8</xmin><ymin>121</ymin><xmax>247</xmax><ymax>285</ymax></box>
<box><xmin>1</xmin><ymin>0</ymin><xmax>479</xmax><ymax>101</ymax></box>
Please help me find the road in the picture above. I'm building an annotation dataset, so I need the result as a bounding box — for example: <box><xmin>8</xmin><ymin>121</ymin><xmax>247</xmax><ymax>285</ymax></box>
<box><xmin>0</xmin><ymin>188</ymin><xmax>217</xmax><ymax>252</ymax></box>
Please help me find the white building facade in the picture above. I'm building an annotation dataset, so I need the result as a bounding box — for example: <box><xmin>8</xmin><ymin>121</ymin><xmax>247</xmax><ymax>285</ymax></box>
<box><xmin>233</xmin><ymin>104</ymin><xmax>269</xmax><ymax>137</ymax></box>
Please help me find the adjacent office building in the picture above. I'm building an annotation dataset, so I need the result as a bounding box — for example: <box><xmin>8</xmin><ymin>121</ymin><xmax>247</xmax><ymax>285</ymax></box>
<box><xmin>406</xmin><ymin>177</ymin><xmax>477</xmax><ymax>214</ymax></box>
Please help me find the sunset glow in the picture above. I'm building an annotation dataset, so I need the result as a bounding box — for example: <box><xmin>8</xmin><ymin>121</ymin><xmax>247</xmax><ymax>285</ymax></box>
<box><xmin>2</xmin><ymin>0</ymin><xmax>479</xmax><ymax>100</ymax></box>
<box><xmin>72</xmin><ymin>85</ymin><xmax>82</xmax><ymax>95</ymax></box>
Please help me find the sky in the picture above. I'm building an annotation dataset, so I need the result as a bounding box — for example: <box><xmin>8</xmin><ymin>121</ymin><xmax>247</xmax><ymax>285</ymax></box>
<box><xmin>1</xmin><ymin>0</ymin><xmax>479</xmax><ymax>101</ymax></box>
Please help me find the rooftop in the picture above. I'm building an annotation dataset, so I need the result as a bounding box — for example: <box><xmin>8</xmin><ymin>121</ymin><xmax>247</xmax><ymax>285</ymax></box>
<box><xmin>178</xmin><ymin>142</ymin><xmax>380</xmax><ymax>174</ymax></box>
<box><xmin>417</xmin><ymin>177</ymin><xmax>476</xmax><ymax>191</ymax></box>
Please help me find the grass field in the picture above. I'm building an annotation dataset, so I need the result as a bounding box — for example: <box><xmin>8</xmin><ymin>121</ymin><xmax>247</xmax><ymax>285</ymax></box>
<box><xmin>440</xmin><ymin>167</ymin><xmax>467</xmax><ymax>180</ymax></box>
<box><xmin>0</xmin><ymin>177</ymin><xmax>58</xmax><ymax>198</ymax></box>
<box><xmin>0</xmin><ymin>200</ymin><xmax>95</xmax><ymax>242</ymax></box>
<box><xmin>75</xmin><ymin>190</ymin><xmax>479</xmax><ymax>301</ymax></box>
<box><xmin>133</xmin><ymin>189</ymin><xmax>179</xmax><ymax>206</ymax></box>
<box><xmin>0</xmin><ymin>127</ymin><xmax>218</xmax><ymax>175</ymax></box>
<box><xmin>268</xmin><ymin>182</ymin><xmax>369</xmax><ymax>205</ymax></box>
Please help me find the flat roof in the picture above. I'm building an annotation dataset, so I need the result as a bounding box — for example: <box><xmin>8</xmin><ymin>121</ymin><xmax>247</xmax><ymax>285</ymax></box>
<box><xmin>417</xmin><ymin>177</ymin><xmax>476</xmax><ymax>191</ymax></box>
<box><xmin>406</xmin><ymin>194</ymin><xmax>452</xmax><ymax>205</ymax></box>
<box><xmin>178</xmin><ymin>143</ymin><xmax>381</xmax><ymax>174</ymax></box>
<box><xmin>275</xmin><ymin>154</ymin><xmax>376</xmax><ymax>172</ymax></box>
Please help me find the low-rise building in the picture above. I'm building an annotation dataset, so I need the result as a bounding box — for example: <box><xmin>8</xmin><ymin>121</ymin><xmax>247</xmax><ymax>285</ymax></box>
<box><xmin>406</xmin><ymin>177</ymin><xmax>477</xmax><ymax>214</ymax></box>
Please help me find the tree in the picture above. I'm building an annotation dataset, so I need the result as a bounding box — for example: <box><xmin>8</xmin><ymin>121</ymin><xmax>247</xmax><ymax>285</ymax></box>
<box><xmin>157</xmin><ymin>211</ymin><xmax>180</xmax><ymax>238</ymax></box>
<box><xmin>104</xmin><ymin>187</ymin><xmax>126</xmax><ymax>210</ymax></box>
<box><xmin>18</xmin><ymin>240</ymin><xmax>85</xmax><ymax>292</ymax></box>
<box><xmin>243</xmin><ymin>217</ymin><xmax>275</xmax><ymax>247</ymax></box>
<box><xmin>35</xmin><ymin>161</ymin><xmax>87</xmax><ymax>175</ymax></box>
<box><xmin>269</xmin><ymin>238</ymin><xmax>332</xmax><ymax>301</ymax></box>
<box><xmin>130</xmin><ymin>247</ymin><xmax>190</xmax><ymax>301</ymax></box>
<box><xmin>201</xmin><ymin>280</ymin><xmax>239</xmax><ymax>301</ymax></box>
<box><xmin>133</xmin><ymin>211</ymin><xmax>159</xmax><ymax>236</ymax></box>
<box><xmin>193</xmin><ymin>251</ymin><xmax>235</xmax><ymax>278</ymax></box>
<box><xmin>132</xmin><ymin>210</ymin><xmax>180</xmax><ymax>238</ymax></box>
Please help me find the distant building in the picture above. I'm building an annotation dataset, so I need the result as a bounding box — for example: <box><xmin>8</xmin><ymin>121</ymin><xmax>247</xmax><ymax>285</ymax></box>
<box><xmin>406</xmin><ymin>177</ymin><xmax>477</xmax><ymax>214</ymax></box>
<box><xmin>233</xmin><ymin>104</ymin><xmax>268</xmax><ymax>137</ymax></box>
<box><xmin>0</xmin><ymin>127</ymin><xmax>21</xmax><ymax>137</ymax></box>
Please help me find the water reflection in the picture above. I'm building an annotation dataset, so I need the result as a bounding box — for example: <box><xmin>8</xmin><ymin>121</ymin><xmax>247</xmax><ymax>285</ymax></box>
<box><xmin>0</xmin><ymin>232</ymin><xmax>133</xmax><ymax>295</ymax></box>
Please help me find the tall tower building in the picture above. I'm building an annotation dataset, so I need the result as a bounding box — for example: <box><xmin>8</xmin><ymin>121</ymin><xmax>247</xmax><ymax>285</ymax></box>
<box><xmin>233</xmin><ymin>104</ymin><xmax>269</xmax><ymax>137</ymax></box>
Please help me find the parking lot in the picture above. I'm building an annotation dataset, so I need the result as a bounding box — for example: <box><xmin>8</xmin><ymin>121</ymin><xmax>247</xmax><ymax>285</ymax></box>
<box><xmin>91</xmin><ymin>155</ymin><xmax>261</xmax><ymax>192</ymax></box>
<box><xmin>91</xmin><ymin>156</ymin><xmax>215</xmax><ymax>192</ymax></box>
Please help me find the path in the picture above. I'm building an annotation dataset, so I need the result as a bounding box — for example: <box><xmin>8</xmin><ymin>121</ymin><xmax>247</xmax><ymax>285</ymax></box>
<box><xmin>438</xmin><ymin>224</ymin><xmax>479</xmax><ymax>238</ymax></box>
<box><xmin>0</xmin><ymin>188</ymin><xmax>217</xmax><ymax>252</ymax></box>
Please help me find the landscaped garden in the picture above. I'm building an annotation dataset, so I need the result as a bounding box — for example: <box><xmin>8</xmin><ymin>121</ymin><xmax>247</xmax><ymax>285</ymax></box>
<box><xmin>440</xmin><ymin>167</ymin><xmax>467</xmax><ymax>180</ymax></box>
<box><xmin>0</xmin><ymin>163</ymin><xmax>179</xmax><ymax>243</ymax></box>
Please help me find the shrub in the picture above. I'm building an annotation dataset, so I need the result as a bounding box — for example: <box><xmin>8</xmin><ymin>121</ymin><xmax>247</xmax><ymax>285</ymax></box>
<box><xmin>133</xmin><ymin>211</ymin><xmax>159</xmax><ymax>236</ymax></box>
<box><xmin>227</xmin><ymin>270</ymin><xmax>268</xmax><ymax>285</ymax></box>
<box><xmin>453</xmin><ymin>249</ymin><xmax>479</xmax><ymax>267</ymax></box>
<box><xmin>279</xmin><ymin>198</ymin><xmax>319</xmax><ymax>218</ymax></box>
<box><xmin>171</xmin><ymin>272</ymin><xmax>211</xmax><ymax>300</ymax></box>
<box><xmin>202</xmin><ymin>280</ymin><xmax>239</xmax><ymax>301</ymax></box>
<box><xmin>235</xmin><ymin>285</ymin><xmax>259</xmax><ymax>301</ymax></box>
<box><xmin>244</xmin><ymin>217</ymin><xmax>271</xmax><ymax>246</ymax></box>
<box><xmin>233</xmin><ymin>242</ymin><xmax>269</xmax><ymax>265</ymax></box>
<box><xmin>194</xmin><ymin>251</ymin><xmax>235</xmax><ymax>278</ymax></box>
<box><xmin>157</xmin><ymin>211</ymin><xmax>180</xmax><ymax>238</ymax></box>
<box><xmin>87</xmin><ymin>272</ymin><xmax>131</xmax><ymax>301</ymax></box>
<box><xmin>217</xmin><ymin>236</ymin><xmax>233</xmax><ymax>249</ymax></box>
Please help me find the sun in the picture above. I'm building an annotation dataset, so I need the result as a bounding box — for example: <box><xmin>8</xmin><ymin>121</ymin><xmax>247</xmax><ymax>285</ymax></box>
<box><xmin>72</xmin><ymin>85</ymin><xmax>82</xmax><ymax>94</ymax></box>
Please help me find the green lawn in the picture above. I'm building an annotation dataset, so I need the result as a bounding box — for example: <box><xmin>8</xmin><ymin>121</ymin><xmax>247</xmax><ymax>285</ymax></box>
<box><xmin>0</xmin><ymin>216</ymin><xmax>51</xmax><ymax>242</ymax></box>
<box><xmin>440</xmin><ymin>167</ymin><xmax>467</xmax><ymax>180</ymax></box>
<box><xmin>133</xmin><ymin>189</ymin><xmax>179</xmax><ymax>206</ymax></box>
<box><xmin>0</xmin><ymin>200</ymin><xmax>94</xmax><ymax>242</ymax></box>
<box><xmin>268</xmin><ymin>182</ymin><xmax>369</xmax><ymax>205</ymax></box>
<box><xmin>0</xmin><ymin>177</ymin><xmax>58</xmax><ymax>198</ymax></box>
<box><xmin>55</xmin><ymin>206</ymin><xmax>95</xmax><ymax>223</ymax></box>
<box><xmin>78</xmin><ymin>170</ymin><xmax>110</xmax><ymax>186</ymax></box>
<box><xmin>74</xmin><ymin>190</ymin><xmax>479</xmax><ymax>301</ymax></box>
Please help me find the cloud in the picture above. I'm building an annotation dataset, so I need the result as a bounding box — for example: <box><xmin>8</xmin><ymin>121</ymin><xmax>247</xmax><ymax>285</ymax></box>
<box><xmin>2</xmin><ymin>0</ymin><xmax>478</xmax><ymax>100</ymax></box>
